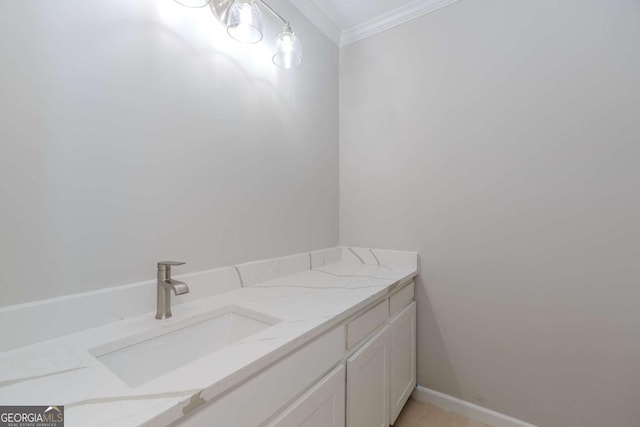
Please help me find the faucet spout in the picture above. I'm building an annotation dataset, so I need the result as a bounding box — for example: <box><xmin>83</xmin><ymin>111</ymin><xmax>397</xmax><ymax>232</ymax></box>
<box><xmin>165</xmin><ymin>279</ymin><xmax>189</xmax><ymax>295</ymax></box>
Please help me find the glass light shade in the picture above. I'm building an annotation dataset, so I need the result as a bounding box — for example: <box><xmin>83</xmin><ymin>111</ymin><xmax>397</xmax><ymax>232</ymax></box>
<box><xmin>174</xmin><ymin>0</ymin><xmax>209</xmax><ymax>7</ymax></box>
<box><xmin>226</xmin><ymin>0</ymin><xmax>263</xmax><ymax>44</ymax></box>
<box><xmin>273</xmin><ymin>26</ymin><xmax>302</xmax><ymax>69</ymax></box>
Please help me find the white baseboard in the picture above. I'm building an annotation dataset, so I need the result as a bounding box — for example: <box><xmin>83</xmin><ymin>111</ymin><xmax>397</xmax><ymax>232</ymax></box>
<box><xmin>411</xmin><ymin>385</ymin><xmax>537</xmax><ymax>427</ymax></box>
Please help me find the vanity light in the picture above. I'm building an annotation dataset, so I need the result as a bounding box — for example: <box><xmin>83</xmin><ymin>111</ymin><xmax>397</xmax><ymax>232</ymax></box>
<box><xmin>226</xmin><ymin>0</ymin><xmax>264</xmax><ymax>44</ymax></box>
<box><xmin>174</xmin><ymin>0</ymin><xmax>302</xmax><ymax>69</ymax></box>
<box><xmin>273</xmin><ymin>23</ymin><xmax>302</xmax><ymax>69</ymax></box>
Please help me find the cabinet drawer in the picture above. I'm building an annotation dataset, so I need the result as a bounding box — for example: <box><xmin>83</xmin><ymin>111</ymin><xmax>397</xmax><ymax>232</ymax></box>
<box><xmin>347</xmin><ymin>300</ymin><xmax>388</xmax><ymax>349</ymax></box>
<box><xmin>177</xmin><ymin>327</ymin><xmax>345</xmax><ymax>427</ymax></box>
<box><xmin>389</xmin><ymin>281</ymin><xmax>414</xmax><ymax>317</ymax></box>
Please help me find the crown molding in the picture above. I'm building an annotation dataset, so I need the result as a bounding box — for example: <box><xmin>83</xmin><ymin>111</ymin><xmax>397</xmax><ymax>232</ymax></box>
<box><xmin>340</xmin><ymin>0</ymin><xmax>460</xmax><ymax>47</ymax></box>
<box><xmin>287</xmin><ymin>0</ymin><xmax>342</xmax><ymax>45</ymax></box>
<box><xmin>287</xmin><ymin>0</ymin><xmax>461</xmax><ymax>48</ymax></box>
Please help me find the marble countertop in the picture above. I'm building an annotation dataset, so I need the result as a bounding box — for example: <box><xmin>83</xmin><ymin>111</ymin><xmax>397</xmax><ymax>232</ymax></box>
<box><xmin>0</xmin><ymin>260</ymin><xmax>417</xmax><ymax>427</ymax></box>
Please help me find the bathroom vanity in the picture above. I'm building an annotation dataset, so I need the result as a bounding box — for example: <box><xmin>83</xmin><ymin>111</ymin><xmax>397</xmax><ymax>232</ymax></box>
<box><xmin>178</xmin><ymin>280</ymin><xmax>416</xmax><ymax>427</ymax></box>
<box><xmin>0</xmin><ymin>247</ymin><xmax>417</xmax><ymax>426</ymax></box>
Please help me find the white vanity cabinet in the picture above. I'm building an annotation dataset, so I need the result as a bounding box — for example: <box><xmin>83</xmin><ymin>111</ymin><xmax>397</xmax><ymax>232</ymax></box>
<box><xmin>346</xmin><ymin>326</ymin><xmax>390</xmax><ymax>427</ymax></box>
<box><xmin>389</xmin><ymin>301</ymin><xmax>417</xmax><ymax>424</ymax></box>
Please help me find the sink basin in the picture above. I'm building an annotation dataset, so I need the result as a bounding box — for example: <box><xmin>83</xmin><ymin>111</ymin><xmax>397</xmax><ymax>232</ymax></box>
<box><xmin>90</xmin><ymin>306</ymin><xmax>280</xmax><ymax>387</ymax></box>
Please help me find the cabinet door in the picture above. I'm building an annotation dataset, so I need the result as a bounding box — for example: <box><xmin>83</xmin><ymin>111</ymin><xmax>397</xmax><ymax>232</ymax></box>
<box><xmin>346</xmin><ymin>326</ymin><xmax>390</xmax><ymax>427</ymax></box>
<box><xmin>389</xmin><ymin>301</ymin><xmax>416</xmax><ymax>425</ymax></box>
<box><xmin>266</xmin><ymin>365</ymin><xmax>345</xmax><ymax>427</ymax></box>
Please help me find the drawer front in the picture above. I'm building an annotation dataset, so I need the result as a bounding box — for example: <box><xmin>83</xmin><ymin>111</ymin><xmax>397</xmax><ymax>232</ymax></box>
<box><xmin>347</xmin><ymin>300</ymin><xmax>388</xmax><ymax>349</ymax></box>
<box><xmin>389</xmin><ymin>281</ymin><xmax>414</xmax><ymax>317</ymax></box>
<box><xmin>178</xmin><ymin>327</ymin><xmax>345</xmax><ymax>427</ymax></box>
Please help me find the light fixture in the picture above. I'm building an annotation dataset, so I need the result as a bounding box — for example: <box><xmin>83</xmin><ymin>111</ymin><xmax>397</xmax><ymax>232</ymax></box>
<box><xmin>273</xmin><ymin>24</ymin><xmax>302</xmax><ymax>69</ymax></box>
<box><xmin>174</xmin><ymin>0</ymin><xmax>210</xmax><ymax>8</ymax></box>
<box><xmin>226</xmin><ymin>0</ymin><xmax>263</xmax><ymax>44</ymax></box>
<box><xmin>175</xmin><ymin>0</ymin><xmax>302</xmax><ymax>69</ymax></box>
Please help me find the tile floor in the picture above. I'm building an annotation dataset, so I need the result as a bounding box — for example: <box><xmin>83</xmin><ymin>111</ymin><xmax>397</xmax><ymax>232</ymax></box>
<box><xmin>394</xmin><ymin>398</ymin><xmax>489</xmax><ymax>427</ymax></box>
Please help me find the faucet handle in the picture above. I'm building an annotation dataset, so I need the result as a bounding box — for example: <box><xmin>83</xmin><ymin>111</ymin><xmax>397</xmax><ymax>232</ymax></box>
<box><xmin>157</xmin><ymin>261</ymin><xmax>185</xmax><ymax>271</ymax></box>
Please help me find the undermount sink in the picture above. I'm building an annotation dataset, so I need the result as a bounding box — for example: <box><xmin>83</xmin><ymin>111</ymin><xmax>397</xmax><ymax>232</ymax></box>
<box><xmin>90</xmin><ymin>306</ymin><xmax>280</xmax><ymax>387</ymax></box>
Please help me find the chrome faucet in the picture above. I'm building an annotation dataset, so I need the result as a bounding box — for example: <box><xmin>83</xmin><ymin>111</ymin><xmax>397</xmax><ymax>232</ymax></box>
<box><xmin>156</xmin><ymin>261</ymin><xmax>189</xmax><ymax>319</ymax></box>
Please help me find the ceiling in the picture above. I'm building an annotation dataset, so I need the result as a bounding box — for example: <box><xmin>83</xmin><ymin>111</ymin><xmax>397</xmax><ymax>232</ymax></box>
<box><xmin>288</xmin><ymin>0</ymin><xmax>461</xmax><ymax>46</ymax></box>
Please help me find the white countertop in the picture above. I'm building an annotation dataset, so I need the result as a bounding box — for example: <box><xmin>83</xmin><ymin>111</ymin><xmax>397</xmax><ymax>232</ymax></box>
<box><xmin>0</xmin><ymin>260</ymin><xmax>417</xmax><ymax>427</ymax></box>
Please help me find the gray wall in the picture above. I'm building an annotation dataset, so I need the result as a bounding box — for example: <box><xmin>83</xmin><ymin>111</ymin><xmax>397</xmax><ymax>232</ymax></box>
<box><xmin>0</xmin><ymin>0</ymin><xmax>338</xmax><ymax>307</ymax></box>
<box><xmin>339</xmin><ymin>1</ymin><xmax>640</xmax><ymax>426</ymax></box>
